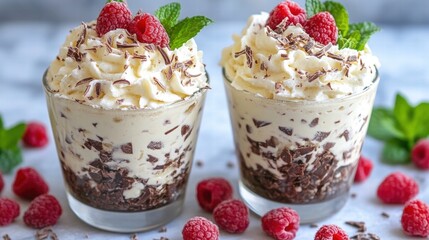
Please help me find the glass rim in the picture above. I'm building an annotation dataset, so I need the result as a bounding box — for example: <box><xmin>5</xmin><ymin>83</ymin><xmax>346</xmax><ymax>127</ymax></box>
<box><xmin>222</xmin><ymin>67</ymin><xmax>379</xmax><ymax>105</ymax></box>
<box><xmin>43</xmin><ymin>69</ymin><xmax>209</xmax><ymax>113</ymax></box>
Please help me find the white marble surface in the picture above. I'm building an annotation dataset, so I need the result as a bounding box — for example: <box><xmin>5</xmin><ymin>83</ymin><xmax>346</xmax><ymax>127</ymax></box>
<box><xmin>0</xmin><ymin>22</ymin><xmax>429</xmax><ymax>239</ymax></box>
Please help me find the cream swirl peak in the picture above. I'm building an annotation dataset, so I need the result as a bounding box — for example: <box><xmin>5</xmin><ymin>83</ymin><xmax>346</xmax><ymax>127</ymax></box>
<box><xmin>221</xmin><ymin>12</ymin><xmax>380</xmax><ymax>101</ymax></box>
<box><xmin>47</xmin><ymin>22</ymin><xmax>208</xmax><ymax>109</ymax></box>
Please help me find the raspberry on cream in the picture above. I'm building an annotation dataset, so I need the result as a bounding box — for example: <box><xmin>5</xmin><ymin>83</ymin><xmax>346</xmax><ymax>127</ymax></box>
<box><xmin>47</xmin><ymin>22</ymin><xmax>208</xmax><ymax>110</ymax></box>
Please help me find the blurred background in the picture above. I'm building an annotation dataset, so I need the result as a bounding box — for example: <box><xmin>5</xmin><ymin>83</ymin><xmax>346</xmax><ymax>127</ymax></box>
<box><xmin>0</xmin><ymin>0</ymin><xmax>429</xmax><ymax>24</ymax></box>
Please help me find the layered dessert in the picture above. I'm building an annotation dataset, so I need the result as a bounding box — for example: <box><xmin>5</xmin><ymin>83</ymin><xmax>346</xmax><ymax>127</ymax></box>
<box><xmin>221</xmin><ymin>0</ymin><xmax>380</xmax><ymax>212</ymax></box>
<box><xmin>44</xmin><ymin>1</ymin><xmax>211</xmax><ymax>214</ymax></box>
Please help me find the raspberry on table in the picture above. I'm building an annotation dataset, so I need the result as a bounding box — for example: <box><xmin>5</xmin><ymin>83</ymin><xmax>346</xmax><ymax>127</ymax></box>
<box><xmin>182</xmin><ymin>216</ymin><xmax>219</xmax><ymax>240</ymax></box>
<box><xmin>314</xmin><ymin>224</ymin><xmax>349</xmax><ymax>240</ymax></box>
<box><xmin>377</xmin><ymin>172</ymin><xmax>419</xmax><ymax>204</ymax></box>
<box><xmin>411</xmin><ymin>139</ymin><xmax>429</xmax><ymax>170</ymax></box>
<box><xmin>213</xmin><ymin>199</ymin><xmax>249</xmax><ymax>234</ymax></box>
<box><xmin>266</xmin><ymin>0</ymin><xmax>307</xmax><ymax>30</ymax></box>
<box><xmin>127</xmin><ymin>13</ymin><xmax>170</xmax><ymax>48</ymax></box>
<box><xmin>23</xmin><ymin>194</ymin><xmax>62</xmax><ymax>229</ymax></box>
<box><xmin>96</xmin><ymin>1</ymin><xmax>132</xmax><ymax>36</ymax></box>
<box><xmin>23</xmin><ymin>122</ymin><xmax>49</xmax><ymax>148</ymax></box>
<box><xmin>401</xmin><ymin>199</ymin><xmax>429</xmax><ymax>237</ymax></box>
<box><xmin>0</xmin><ymin>198</ymin><xmax>20</xmax><ymax>226</ymax></box>
<box><xmin>13</xmin><ymin>167</ymin><xmax>49</xmax><ymax>200</ymax></box>
<box><xmin>196</xmin><ymin>177</ymin><xmax>233</xmax><ymax>212</ymax></box>
<box><xmin>261</xmin><ymin>207</ymin><xmax>300</xmax><ymax>240</ymax></box>
<box><xmin>304</xmin><ymin>12</ymin><xmax>338</xmax><ymax>45</ymax></box>
<box><xmin>354</xmin><ymin>155</ymin><xmax>373</xmax><ymax>183</ymax></box>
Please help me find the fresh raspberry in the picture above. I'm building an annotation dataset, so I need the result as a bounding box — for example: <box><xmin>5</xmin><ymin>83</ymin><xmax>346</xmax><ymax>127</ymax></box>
<box><xmin>0</xmin><ymin>198</ymin><xmax>20</xmax><ymax>226</ymax></box>
<box><xmin>127</xmin><ymin>13</ymin><xmax>170</xmax><ymax>48</ymax></box>
<box><xmin>261</xmin><ymin>207</ymin><xmax>300</xmax><ymax>240</ymax></box>
<box><xmin>0</xmin><ymin>172</ymin><xmax>4</xmax><ymax>193</ymax></box>
<box><xmin>23</xmin><ymin>122</ymin><xmax>49</xmax><ymax>148</ymax></box>
<box><xmin>213</xmin><ymin>199</ymin><xmax>249</xmax><ymax>233</ymax></box>
<box><xmin>13</xmin><ymin>167</ymin><xmax>49</xmax><ymax>200</ymax></box>
<box><xmin>23</xmin><ymin>194</ymin><xmax>62</xmax><ymax>229</ymax></box>
<box><xmin>304</xmin><ymin>12</ymin><xmax>338</xmax><ymax>45</ymax></box>
<box><xmin>182</xmin><ymin>216</ymin><xmax>219</xmax><ymax>240</ymax></box>
<box><xmin>96</xmin><ymin>1</ymin><xmax>132</xmax><ymax>36</ymax></box>
<box><xmin>314</xmin><ymin>224</ymin><xmax>349</xmax><ymax>240</ymax></box>
<box><xmin>411</xmin><ymin>139</ymin><xmax>429</xmax><ymax>170</ymax></box>
<box><xmin>354</xmin><ymin>156</ymin><xmax>373</xmax><ymax>183</ymax></box>
<box><xmin>196</xmin><ymin>178</ymin><xmax>233</xmax><ymax>212</ymax></box>
<box><xmin>266</xmin><ymin>0</ymin><xmax>307</xmax><ymax>30</ymax></box>
<box><xmin>377</xmin><ymin>172</ymin><xmax>419</xmax><ymax>204</ymax></box>
<box><xmin>401</xmin><ymin>199</ymin><xmax>429</xmax><ymax>237</ymax></box>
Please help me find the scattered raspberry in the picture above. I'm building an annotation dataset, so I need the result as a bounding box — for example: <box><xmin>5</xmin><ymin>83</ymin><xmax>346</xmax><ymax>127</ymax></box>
<box><xmin>22</xmin><ymin>122</ymin><xmax>49</xmax><ymax>148</ymax></box>
<box><xmin>0</xmin><ymin>198</ymin><xmax>20</xmax><ymax>226</ymax></box>
<box><xmin>411</xmin><ymin>139</ymin><xmax>429</xmax><ymax>170</ymax></box>
<box><xmin>0</xmin><ymin>172</ymin><xmax>4</xmax><ymax>193</ymax></box>
<box><xmin>261</xmin><ymin>207</ymin><xmax>300</xmax><ymax>240</ymax></box>
<box><xmin>377</xmin><ymin>172</ymin><xmax>419</xmax><ymax>204</ymax></box>
<box><xmin>401</xmin><ymin>199</ymin><xmax>429</xmax><ymax>237</ymax></box>
<box><xmin>13</xmin><ymin>167</ymin><xmax>49</xmax><ymax>200</ymax></box>
<box><xmin>266</xmin><ymin>0</ymin><xmax>307</xmax><ymax>30</ymax></box>
<box><xmin>127</xmin><ymin>13</ymin><xmax>170</xmax><ymax>48</ymax></box>
<box><xmin>196</xmin><ymin>178</ymin><xmax>233</xmax><ymax>212</ymax></box>
<box><xmin>24</xmin><ymin>194</ymin><xmax>62</xmax><ymax>229</ymax></box>
<box><xmin>354</xmin><ymin>156</ymin><xmax>373</xmax><ymax>183</ymax></box>
<box><xmin>304</xmin><ymin>12</ymin><xmax>338</xmax><ymax>45</ymax></box>
<box><xmin>314</xmin><ymin>224</ymin><xmax>349</xmax><ymax>240</ymax></box>
<box><xmin>182</xmin><ymin>216</ymin><xmax>219</xmax><ymax>240</ymax></box>
<box><xmin>96</xmin><ymin>1</ymin><xmax>132</xmax><ymax>36</ymax></box>
<box><xmin>213</xmin><ymin>199</ymin><xmax>249</xmax><ymax>233</ymax></box>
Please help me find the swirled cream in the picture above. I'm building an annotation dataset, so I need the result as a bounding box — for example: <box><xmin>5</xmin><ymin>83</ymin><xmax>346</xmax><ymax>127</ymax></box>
<box><xmin>47</xmin><ymin>21</ymin><xmax>208</xmax><ymax>109</ymax></box>
<box><xmin>221</xmin><ymin>12</ymin><xmax>380</xmax><ymax>101</ymax></box>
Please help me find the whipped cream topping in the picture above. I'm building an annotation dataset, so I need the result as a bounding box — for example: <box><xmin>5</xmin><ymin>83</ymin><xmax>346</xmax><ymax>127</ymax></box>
<box><xmin>221</xmin><ymin>12</ymin><xmax>380</xmax><ymax>101</ymax></box>
<box><xmin>47</xmin><ymin>21</ymin><xmax>208</xmax><ymax>109</ymax></box>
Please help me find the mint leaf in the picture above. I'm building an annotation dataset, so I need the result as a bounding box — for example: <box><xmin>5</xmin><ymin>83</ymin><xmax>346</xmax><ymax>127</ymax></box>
<box><xmin>2</xmin><ymin>123</ymin><xmax>26</xmax><ymax>149</ymax></box>
<box><xmin>0</xmin><ymin>115</ymin><xmax>4</xmax><ymax>129</ymax></box>
<box><xmin>393</xmin><ymin>94</ymin><xmax>413</xmax><ymax>138</ymax></box>
<box><xmin>323</xmin><ymin>1</ymin><xmax>349</xmax><ymax>36</ymax></box>
<box><xmin>368</xmin><ymin>108</ymin><xmax>406</xmax><ymax>141</ymax></box>
<box><xmin>155</xmin><ymin>2</ymin><xmax>181</xmax><ymax>36</ymax></box>
<box><xmin>306</xmin><ymin>0</ymin><xmax>323</xmax><ymax>18</ymax></box>
<box><xmin>411</xmin><ymin>102</ymin><xmax>429</xmax><ymax>142</ymax></box>
<box><xmin>0</xmin><ymin>146</ymin><xmax>23</xmax><ymax>174</ymax></box>
<box><xmin>169</xmin><ymin>16</ymin><xmax>213</xmax><ymax>50</ymax></box>
<box><xmin>338</xmin><ymin>31</ymin><xmax>359</xmax><ymax>49</ymax></box>
<box><xmin>382</xmin><ymin>140</ymin><xmax>410</xmax><ymax>164</ymax></box>
<box><xmin>349</xmin><ymin>22</ymin><xmax>380</xmax><ymax>50</ymax></box>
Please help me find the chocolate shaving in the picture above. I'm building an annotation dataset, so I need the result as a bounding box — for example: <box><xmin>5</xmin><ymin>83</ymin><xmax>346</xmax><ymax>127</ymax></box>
<box><xmin>307</xmin><ymin>71</ymin><xmax>324</xmax><ymax>82</ymax></box>
<box><xmin>280</xmin><ymin>53</ymin><xmax>289</xmax><ymax>59</ymax></box>
<box><xmin>113</xmin><ymin>79</ymin><xmax>130</xmax><ymax>85</ymax></box>
<box><xmin>157</xmin><ymin>46</ymin><xmax>171</xmax><ymax>65</ymax></box>
<box><xmin>147</xmin><ymin>155</ymin><xmax>158</xmax><ymax>163</ymax></box>
<box><xmin>95</xmin><ymin>82</ymin><xmax>101</xmax><ymax>97</ymax></box>
<box><xmin>339</xmin><ymin>130</ymin><xmax>350</xmax><ymax>141</ymax></box>
<box><xmin>303</xmin><ymin>40</ymin><xmax>314</xmax><ymax>53</ymax></box>
<box><xmin>184</xmin><ymin>70</ymin><xmax>202</xmax><ymax>78</ymax></box>
<box><xmin>245</xmin><ymin>45</ymin><xmax>253</xmax><ymax>68</ymax></box>
<box><xmin>130</xmin><ymin>233</ymin><xmax>138</xmax><ymax>240</ymax></box>
<box><xmin>75</xmin><ymin>77</ymin><xmax>94</xmax><ymax>87</ymax></box>
<box><xmin>153</xmin><ymin>77</ymin><xmax>167</xmax><ymax>92</ymax></box>
<box><xmin>117</xmin><ymin>43</ymin><xmax>139</xmax><ymax>48</ymax></box>
<box><xmin>164</xmin><ymin>125</ymin><xmax>179</xmax><ymax>135</ymax></box>
<box><xmin>147</xmin><ymin>141</ymin><xmax>163</xmax><ymax>150</ymax></box>
<box><xmin>132</xmin><ymin>54</ymin><xmax>147</xmax><ymax>61</ymax></box>
<box><xmin>347</xmin><ymin>55</ymin><xmax>358</xmax><ymax>62</ymax></box>
<box><xmin>181</xmin><ymin>125</ymin><xmax>190</xmax><ymax>136</ymax></box>
<box><xmin>76</xmin><ymin>22</ymin><xmax>87</xmax><ymax>48</ymax></box>
<box><xmin>345</xmin><ymin>221</ymin><xmax>366</xmax><ymax>232</ymax></box>
<box><xmin>121</xmin><ymin>143</ymin><xmax>133</xmax><ymax>154</ymax></box>
<box><xmin>381</xmin><ymin>212</ymin><xmax>389</xmax><ymax>218</ymax></box>
<box><xmin>144</xmin><ymin>44</ymin><xmax>155</xmax><ymax>52</ymax></box>
<box><xmin>279</xmin><ymin>126</ymin><xmax>293</xmax><ymax>136</ymax></box>
<box><xmin>164</xmin><ymin>66</ymin><xmax>173</xmax><ymax>80</ymax></box>
<box><xmin>35</xmin><ymin>228</ymin><xmax>58</xmax><ymax>240</ymax></box>
<box><xmin>252</xmin><ymin>118</ymin><xmax>271</xmax><ymax>128</ymax></box>
<box><xmin>313</xmin><ymin>131</ymin><xmax>331</xmax><ymax>142</ymax></box>
<box><xmin>234</xmin><ymin>49</ymin><xmax>246</xmax><ymax>58</ymax></box>
<box><xmin>309</xmin><ymin>118</ymin><xmax>319</xmax><ymax>127</ymax></box>
<box><xmin>327</xmin><ymin>52</ymin><xmax>345</xmax><ymax>61</ymax></box>
<box><xmin>260</xmin><ymin>62</ymin><xmax>267</xmax><ymax>71</ymax></box>
<box><xmin>67</xmin><ymin>47</ymin><xmax>85</xmax><ymax>62</ymax></box>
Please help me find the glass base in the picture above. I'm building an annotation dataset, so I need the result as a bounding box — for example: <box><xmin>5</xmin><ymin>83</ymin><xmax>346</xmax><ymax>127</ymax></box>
<box><xmin>67</xmin><ymin>192</ymin><xmax>184</xmax><ymax>233</ymax></box>
<box><xmin>239</xmin><ymin>181</ymin><xmax>348</xmax><ymax>224</ymax></box>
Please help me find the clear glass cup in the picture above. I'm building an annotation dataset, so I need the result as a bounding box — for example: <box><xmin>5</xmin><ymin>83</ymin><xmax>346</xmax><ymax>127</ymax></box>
<box><xmin>43</xmin><ymin>71</ymin><xmax>208</xmax><ymax>232</ymax></box>
<box><xmin>223</xmin><ymin>69</ymin><xmax>379</xmax><ymax>223</ymax></box>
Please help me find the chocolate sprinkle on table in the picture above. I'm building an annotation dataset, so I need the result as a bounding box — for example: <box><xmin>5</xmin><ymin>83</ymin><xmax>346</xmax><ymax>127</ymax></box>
<box><xmin>35</xmin><ymin>228</ymin><xmax>58</xmax><ymax>240</ymax></box>
<box><xmin>345</xmin><ymin>221</ymin><xmax>367</xmax><ymax>232</ymax></box>
<box><xmin>2</xmin><ymin>234</ymin><xmax>11</xmax><ymax>240</ymax></box>
<box><xmin>381</xmin><ymin>212</ymin><xmax>390</xmax><ymax>218</ymax></box>
<box><xmin>130</xmin><ymin>233</ymin><xmax>138</xmax><ymax>240</ymax></box>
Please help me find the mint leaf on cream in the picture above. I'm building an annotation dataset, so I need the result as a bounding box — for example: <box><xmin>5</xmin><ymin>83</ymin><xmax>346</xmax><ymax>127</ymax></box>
<box><xmin>349</xmin><ymin>22</ymin><xmax>380</xmax><ymax>50</ymax></box>
<box><xmin>323</xmin><ymin>1</ymin><xmax>349</xmax><ymax>36</ymax></box>
<box><xmin>305</xmin><ymin>0</ymin><xmax>324</xmax><ymax>18</ymax></box>
<box><xmin>155</xmin><ymin>2</ymin><xmax>213</xmax><ymax>50</ymax></box>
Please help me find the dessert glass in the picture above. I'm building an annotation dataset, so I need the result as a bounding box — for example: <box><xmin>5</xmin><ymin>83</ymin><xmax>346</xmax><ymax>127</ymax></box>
<box><xmin>44</xmin><ymin>71</ymin><xmax>208</xmax><ymax>232</ymax></box>
<box><xmin>224</xmin><ymin>69</ymin><xmax>379</xmax><ymax>223</ymax></box>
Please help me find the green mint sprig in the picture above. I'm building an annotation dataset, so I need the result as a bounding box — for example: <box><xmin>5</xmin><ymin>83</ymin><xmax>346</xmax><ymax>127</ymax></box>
<box><xmin>306</xmin><ymin>0</ymin><xmax>380</xmax><ymax>50</ymax></box>
<box><xmin>155</xmin><ymin>2</ymin><xmax>213</xmax><ymax>50</ymax></box>
<box><xmin>0</xmin><ymin>115</ymin><xmax>26</xmax><ymax>173</ymax></box>
<box><xmin>368</xmin><ymin>94</ymin><xmax>429</xmax><ymax>164</ymax></box>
